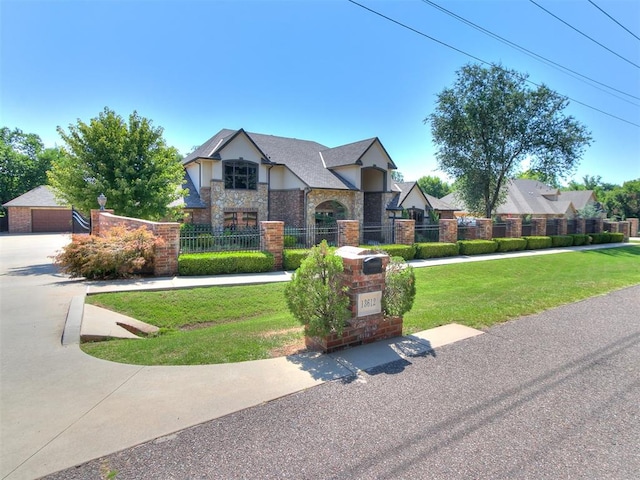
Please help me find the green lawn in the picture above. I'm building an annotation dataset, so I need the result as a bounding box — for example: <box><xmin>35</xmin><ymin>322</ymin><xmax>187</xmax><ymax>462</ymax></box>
<box><xmin>83</xmin><ymin>245</ymin><xmax>640</xmax><ymax>365</ymax></box>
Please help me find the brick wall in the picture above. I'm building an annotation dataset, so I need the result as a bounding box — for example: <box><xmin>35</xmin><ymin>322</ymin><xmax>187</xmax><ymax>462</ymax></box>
<box><xmin>505</xmin><ymin>218</ymin><xmax>522</xmax><ymax>238</ymax></box>
<box><xmin>7</xmin><ymin>207</ymin><xmax>31</xmax><ymax>233</ymax></box>
<box><xmin>628</xmin><ymin>218</ymin><xmax>639</xmax><ymax>236</ymax></box>
<box><xmin>260</xmin><ymin>221</ymin><xmax>284</xmax><ymax>270</ymax></box>
<box><xmin>476</xmin><ymin>219</ymin><xmax>492</xmax><ymax>240</ymax></box>
<box><xmin>439</xmin><ymin>219</ymin><xmax>457</xmax><ymax>243</ymax></box>
<box><xmin>395</xmin><ymin>219</ymin><xmax>415</xmax><ymax>245</ymax></box>
<box><xmin>531</xmin><ymin>218</ymin><xmax>546</xmax><ymax>236</ymax></box>
<box><xmin>337</xmin><ymin>220</ymin><xmax>359</xmax><ymax>247</ymax></box>
<box><xmin>269</xmin><ymin>190</ymin><xmax>305</xmax><ymax>226</ymax></box>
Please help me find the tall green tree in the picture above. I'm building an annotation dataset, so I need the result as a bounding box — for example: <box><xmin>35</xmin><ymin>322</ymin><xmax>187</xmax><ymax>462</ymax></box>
<box><xmin>417</xmin><ymin>175</ymin><xmax>452</xmax><ymax>199</ymax></box>
<box><xmin>427</xmin><ymin>64</ymin><xmax>592</xmax><ymax>218</ymax></box>
<box><xmin>563</xmin><ymin>174</ymin><xmax>617</xmax><ymax>203</ymax></box>
<box><xmin>602</xmin><ymin>179</ymin><xmax>640</xmax><ymax>220</ymax></box>
<box><xmin>0</xmin><ymin>127</ymin><xmax>61</xmax><ymax>208</ymax></box>
<box><xmin>49</xmin><ymin>107</ymin><xmax>185</xmax><ymax>219</ymax></box>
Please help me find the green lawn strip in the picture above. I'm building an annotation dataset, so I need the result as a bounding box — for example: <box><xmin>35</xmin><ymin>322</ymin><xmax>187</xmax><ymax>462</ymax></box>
<box><xmin>82</xmin><ymin>246</ymin><xmax>640</xmax><ymax>365</ymax></box>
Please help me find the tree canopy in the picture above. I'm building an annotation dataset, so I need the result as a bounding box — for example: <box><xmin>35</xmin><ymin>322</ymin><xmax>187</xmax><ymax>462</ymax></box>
<box><xmin>427</xmin><ymin>64</ymin><xmax>592</xmax><ymax>218</ymax></box>
<box><xmin>48</xmin><ymin>107</ymin><xmax>185</xmax><ymax>219</ymax></box>
<box><xmin>417</xmin><ymin>175</ymin><xmax>452</xmax><ymax>199</ymax></box>
<box><xmin>0</xmin><ymin>127</ymin><xmax>63</xmax><ymax>209</ymax></box>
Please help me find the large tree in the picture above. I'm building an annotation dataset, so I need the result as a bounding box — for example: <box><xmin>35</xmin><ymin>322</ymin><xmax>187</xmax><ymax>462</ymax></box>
<box><xmin>0</xmin><ymin>127</ymin><xmax>62</xmax><ymax>208</ymax></box>
<box><xmin>602</xmin><ymin>179</ymin><xmax>640</xmax><ymax>220</ymax></box>
<box><xmin>427</xmin><ymin>64</ymin><xmax>592</xmax><ymax>218</ymax></box>
<box><xmin>417</xmin><ymin>175</ymin><xmax>452</xmax><ymax>199</ymax></box>
<box><xmin>49</xmin><ymin>107</ymin><xmax>185</xmax><ymax>219</ymax></box>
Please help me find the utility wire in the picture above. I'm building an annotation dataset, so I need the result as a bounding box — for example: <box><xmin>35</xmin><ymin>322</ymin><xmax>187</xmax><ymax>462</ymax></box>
<box><xmin>587</xmin><ymin>0</ymin><xmax>640</xmax><ymax>42</ymax></box>
<box><xmin>421</xmin><ymin>0</ymin><xmax>640</xmax><ymax>104</ymax></box>
<box><xmin>529</xmin><ymin>0</ymin><xmax>640</xmax><ymax>69</ymax></box>
<box><xmin>346</xmin><ymin>0</ymin><xmax>640</xmax><ymax>128</ymax></box>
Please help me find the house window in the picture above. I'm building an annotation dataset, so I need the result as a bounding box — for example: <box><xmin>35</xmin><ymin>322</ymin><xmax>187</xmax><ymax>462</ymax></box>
<box><xmin>224</xmin><ymin>211</ymin><xmax>258</xmax><ymax>229</ymax></box>
<box><xmin>224</xmin><ymin>160</ymin><xmax>257</xmax><ymax>190</ymax></box>
<box><xmin>407</xmin><ymin>208</ymin><xmax>424</xmax><ymax>224</ymax></box>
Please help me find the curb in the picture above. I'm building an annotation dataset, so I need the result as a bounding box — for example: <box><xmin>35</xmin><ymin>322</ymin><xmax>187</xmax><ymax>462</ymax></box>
<box><xmin>62</xmin><ymin>294</ymin><xmax>84</xmax><ymax>346</ymax></box>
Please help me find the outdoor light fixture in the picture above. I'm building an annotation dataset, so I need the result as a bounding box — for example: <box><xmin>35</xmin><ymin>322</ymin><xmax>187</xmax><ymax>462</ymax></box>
<box><xmin>97</xmin><ymin>193</ymin><xmax>107</xmax><ymax>211</ymax></box>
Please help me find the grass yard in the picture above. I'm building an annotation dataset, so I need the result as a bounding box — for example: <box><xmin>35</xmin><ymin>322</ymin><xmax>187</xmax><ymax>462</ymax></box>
<box><xmin>83</xmin><ymin>245</ymin><xmax>640</xmax><ymax>365</ymax></box>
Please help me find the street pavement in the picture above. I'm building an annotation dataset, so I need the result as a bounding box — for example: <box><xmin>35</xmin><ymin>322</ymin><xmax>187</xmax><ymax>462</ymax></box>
<box><xmin>1</xmin><ymin>234</ymin><xmax>638</xmax><ymax>479</ymax></box>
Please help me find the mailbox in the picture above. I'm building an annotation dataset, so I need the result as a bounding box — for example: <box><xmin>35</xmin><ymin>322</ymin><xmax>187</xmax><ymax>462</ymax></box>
<box><xmin>362</xmin><ymin>256</ymin><xmax>383</xmax><ymax>275</ymax></box>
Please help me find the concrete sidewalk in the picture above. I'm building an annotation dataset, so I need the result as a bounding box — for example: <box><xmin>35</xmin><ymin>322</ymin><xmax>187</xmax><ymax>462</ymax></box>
<box><xmin>2</xmin><ymin>237</ymin><xmax>637</xmax><ymax>480</ymax></box>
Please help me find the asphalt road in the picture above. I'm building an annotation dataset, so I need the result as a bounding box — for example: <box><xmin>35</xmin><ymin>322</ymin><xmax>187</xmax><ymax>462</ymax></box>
<box><xmin>46</xmin><ymin>284</ymin><xmax>640</xmax><ymax>480</ymax></box>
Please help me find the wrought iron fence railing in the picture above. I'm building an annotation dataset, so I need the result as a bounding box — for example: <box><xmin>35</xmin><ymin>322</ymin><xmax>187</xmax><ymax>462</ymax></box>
<box><xmin>360</xmin><ymin>223</ymin><xmax>394</xmax><ymax>245</ymax></box>
<box><xmin>284</xmin><ymin>225</ymin><xmax>338</xmax><ymax>249</ymax></box>
<box><xmin>457</xmin><ymin>224</ymin><xmax>477</xmax><ymax>241</ymax></box>
<box><xmin>492</xmin><ymin>223</ymin><xmax>506</xmax><ymax>238</ymax></box>
<box><xmin>180</xmin><ymin>225</ymin><xmax>261</xmax><ymax>253</ymax></box>
<box><xmin>415</xmin><ymin>224</ymin><xmax>439</xmax><ymax>243</ymax></box>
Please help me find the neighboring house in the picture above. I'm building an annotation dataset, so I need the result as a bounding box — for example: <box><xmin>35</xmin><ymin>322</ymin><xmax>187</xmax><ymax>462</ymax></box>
<box><xmin>182</xmin><ymin>128</ymin><xmax>403</xmax><ymax>230</ymax></box>
<box><xmin>440</xmin><ymin>179</ymin><xmax>599</xmax><ymax>219</ymax></box>
<box><xmin>2</xmin><ymin>185</ymin><xmax>72</xmax><ymax>233</ymax></box>
<box><xmin>388</xmin><ymin>181</ymin><xmax>456</xmax><ymax>222</ymax></box>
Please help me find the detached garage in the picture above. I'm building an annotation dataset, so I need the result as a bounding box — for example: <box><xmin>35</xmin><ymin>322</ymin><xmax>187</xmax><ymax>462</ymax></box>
<box><xmin>3</xmin><ymin>186</ymin><xmax>72</xmax><ymax>233</ymax></box>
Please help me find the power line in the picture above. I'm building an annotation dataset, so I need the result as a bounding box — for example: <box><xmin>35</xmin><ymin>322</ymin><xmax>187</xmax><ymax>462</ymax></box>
<box><xmin>345</xmin><ymin>0</ymin><xmax>640</xmax><ymax>128</ymax></box>
<box><xmin>421</xmin><ymin>0</ymin><xmax>640</xmax><ymax>104</ymax></box>
<box><xmin>529</xmin><ymin>0</ymin><xmax>640</xmax><ymax>69</ymax></box>
<box><xmin>587</xmin><ymin>0</ymin><xmax>640</xmax><ymax>42</ymax></box>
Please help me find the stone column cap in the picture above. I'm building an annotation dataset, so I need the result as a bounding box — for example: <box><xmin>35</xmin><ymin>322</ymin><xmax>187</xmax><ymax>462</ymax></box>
<box><xmin>335</xmin><ymin>246</ymin><xmax>389</xmax><ymax>260</ymax></box>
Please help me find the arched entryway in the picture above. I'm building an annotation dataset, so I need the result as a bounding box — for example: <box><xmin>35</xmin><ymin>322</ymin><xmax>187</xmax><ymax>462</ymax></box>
<box><xmin>315</xmin><ymin>200</ymin><xmax>347</xmax><ymax>225</ymax></box>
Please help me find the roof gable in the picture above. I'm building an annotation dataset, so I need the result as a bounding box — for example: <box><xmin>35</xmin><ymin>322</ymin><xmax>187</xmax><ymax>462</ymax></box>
<box><xmin>3</xmin><ymin>185</ymin><xmax>67</xmax><ymax>208</ymax></box>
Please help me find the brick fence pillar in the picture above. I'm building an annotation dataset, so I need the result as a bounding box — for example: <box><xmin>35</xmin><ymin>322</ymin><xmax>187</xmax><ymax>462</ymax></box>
<box><xmin>152</xmin><ymin>223</ymin><xmax>180</xmax><ymax>277</ymax></box>
<box><xmin>395</xmin><ymin>219</ymin><xmax>415</xmax><ymax>245</ymax></box>
<box><xmin>593</xmin><ymin>218</ymin><xmax>604</xmax><ymax>233</ymax></box>
<box><xmin>531</xmin><ymin>218</ymin><xmax>546</xmax><ymax>236</ymax></box>
<box><xmin>337</xmin><ymin>220</ymin><xmax>360</xmax><ymax>247</ymax></box>
<box><xmin>575</xmin><ymin>217</ymin><xmax>586</xmax><ymax>235</ymax></box>
<box><xmin>260</xmin><ymin>221</ymin><xmax>284</xmax><ymax>270</ymax></box>
<box><xmin>619</xmin><ymin>221</ymin><xmax>630</xmax><ymax>241</ymax></box>
<box><xmin>439</xmin><ymin>219</ymin><xmax>457</xmax><ymax>243</ymax></box>
<box><xmin>627</xmin><ymin>218</ymin><xmax>638</xmax><ymax>236</ymax></box>
<box><xmin>556</xmin><ymin>218</ymin><xmax>567</xmax><ymax>235</ymax></box>
<box><xmin>90</xmin><ymin>209</ymin><xmax>115</xmax><ymax>236</ymax></box>
<box><xmin>604</xmin><ymin>221</ymin><xmax>620</xmax><ymax>233</ymax></box>
<box><xmin>505</xmin><ymin>218</ymin><xmax>522</xmax><ymax>238</ymax></box>
<box><xmin>475</xmin><ymin>218</ymin><xmax>492</xmax><ymax>240</ymax></box>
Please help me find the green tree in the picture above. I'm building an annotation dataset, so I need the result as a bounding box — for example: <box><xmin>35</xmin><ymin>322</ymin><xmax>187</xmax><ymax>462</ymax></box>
<box><xmin>391</xmin><ymin>171</ymin><xmax>405</xmax><ymax>182</ymax></box>
<box><xmin>563</xmin><ymin>174</ymin><xmax>617</xmax><ymax>203</ymax></box>
<box><xmin>0</xmin><ymin>127</ymin><xmax>60</xmax><ymax>208</ymax></box>
<box><xmin>427</xmin><ymin>64</ymin><xmax>592</xmax><ymax>218</ymax></box>
<box><xmin>49</xmin><ymin>107</ymin><xmax>185</xmax><ymax>219</ymax></box>
<box><xmin>602</xmin><ymin>179</ymin><xmax>640</xmax><ymax>220</ymax></box>
<box><xmin>417</xmin><ymin>175</ymin><xmax>452</xmax><ymax>198</ymax></box>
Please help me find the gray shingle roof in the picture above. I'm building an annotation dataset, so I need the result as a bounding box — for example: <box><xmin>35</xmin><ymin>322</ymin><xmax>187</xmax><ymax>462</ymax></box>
<box><xmin>390</xmin><ymin>182</ymin><xmax>456</xmax><ymax>212</ymax></box>
<box><xmin>182</xmin><ymin>172</ymin><xmax>206</xmax><ymax>208</ymax></box>
<box><xmin>2</xmin><ymin>185</ymin><xmax>67</xmax><ymax>207</ymax></box>
<box><xmin>183</xmin><ymin>129</ymin><xmax>397</xmax><ymax>190</ymax></box>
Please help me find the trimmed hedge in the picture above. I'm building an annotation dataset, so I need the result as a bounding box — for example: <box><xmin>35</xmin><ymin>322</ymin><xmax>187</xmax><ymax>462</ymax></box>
<box><xmin>457</xmin><ymin>240</ymin><xmax>498</xmax><ymax>255</ymax></box>
<box><xmin>366</xmin><ymin>244</ymin><xmax>416</xmax><ymax>261</ymax></box>
<box><xmin>523</xmin><ymin>236</ymin><xmax>553</xmax><ymax>250</ymax></box>
<box><xmin>609</xmin><ymin>232</ymin><xmax>624</xmax><ymax>243</ymax></box>
<box><xmin>589</xmin><ymin>232</ymin><xmax>611</xmax><ymax>244</ymax></box>
<box><xmin>570</xmin><ymin>234</ymin><xmax>590</xmax><ymax>246</ymax></box>
<box><xmin>493</xmin><ymin>237</ymin><xmax>527</xmax><ymax>252</ymax></box>
<box><xmin>178</xmin><ymin>251</ymin><xmax>274</xmax><ymax>276</ymax></box>
<box><xmin>415</xmin><ymin>242</ymin><xmax>459</xmax><ymax>259</ymax></box>
<box><xmin>283</xmin><ymin>249</ymin><xmax>310</xmax><ymax>271</ymax></box>
<box><xmin>550</xmin><ymin>235</ymin><xmax>574</xmax><ymax>248</ymax></box>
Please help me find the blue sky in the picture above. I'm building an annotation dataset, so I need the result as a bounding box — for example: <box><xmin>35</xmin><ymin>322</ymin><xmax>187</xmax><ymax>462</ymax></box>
<box><xmin>2</xmin><ymin>0</ymin><xmax>639</xmax><ymax>187</ymax></box>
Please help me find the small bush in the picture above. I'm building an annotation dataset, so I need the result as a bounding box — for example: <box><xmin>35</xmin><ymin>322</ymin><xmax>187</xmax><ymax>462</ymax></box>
<box><xmin>383</xmin><ymin>258</ymin><xmax>416</xmax><ymax>317</ymax></box>
<box><xmin>523</xmin><ymin>236</ymin><xmax>553</xmax><ymax>250</ymax></box>
<box><xmin>457</xmin><ymin>240</ymin><xmax>498</xmax><ymax>255</ymax></box>
<box><xmin>570</xmin><ymin>234</ymin><xmax>590</xmax><ymax>246</ymax></box>
<box><xmin>53</xmin><ymin>226</ymin><xmax>160</xmax><ymax>279</ymax></box>
<box><xmin>283</xmin><ymin>249</ymin><xmax>310</xmax><ymax>271</ymax></box>
<box><xmin>366</xmin><ymin>244</ymin><xmax>416</xmax><ymax>261</ymax></box>
<box><xmin>609</xmin><ymin>232</ymin><xmax>624</xmax><ymax>243</ymax></box>
<box><xmin>415</xmin><ymin>242</ymin><xmax>459</xmax><ymax>259</ymax></box>
<box><xmin>589</xmin><ymin>232</ymin><xmax>611</xmax><ymax>244</ymax></box>
<box><xmin>550</xmin><ymin>235</ymin><xmax>574</xmax><ymax>248</ymax></box>
<box><xmin>493</xmin><ymin>238</ymin><xmax>527</xmax><ymax>252</ymax></box>
<box><xmin>283</xmin><ymin>235</ymin><xmax>298</xmax><ymax>248</ymax></box>
<box><xmin>178</xmin><ymin>251</ymin><xmax>274</xmax><ymax>276</ymax></box>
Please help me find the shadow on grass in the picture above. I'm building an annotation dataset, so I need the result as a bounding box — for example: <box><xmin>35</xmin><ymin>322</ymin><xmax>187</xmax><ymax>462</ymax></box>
<box><xmin>585</xmin><ymin>245</ymin><xmax>640</xmax><ymax>257</ymax></box>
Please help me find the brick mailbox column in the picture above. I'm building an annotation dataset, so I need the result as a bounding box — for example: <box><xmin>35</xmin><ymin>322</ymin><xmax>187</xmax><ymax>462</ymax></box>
<box><xmin>337</xmin><ymin>220</ymin><xmax>360</xmax><ymax>247</ymax></box>
<box><xmin>505</xmin><ymin>218</ymin><xmax>522</xmax><ymax>238</ymax></box>
<box><xmin>395</xmin><ymin>219</ymin><xmax>415</xmax><ymax>245</ymax></box>
<box><xmin>260</xmin><ymin>221</ymin><xmax>284</xmax><ymax>270</ymax></box>
<box><xmin>439</xmin><ymin>219</ymin><xmax>458</xmax><ymax>243</ymax></box>
<box><xmin>531</xmin><ymin>218</ymin><xmax>546</xmax><ymax>236</ymax></box>
<box><xmin>306</xmin><ymin>247</ymin><xmax>398</xmax><ymax>353</ymax></box>
<box><xmin>475</xmin><ymin>219</ymin><xmax>492</xmax><ymax>240</ymax></box>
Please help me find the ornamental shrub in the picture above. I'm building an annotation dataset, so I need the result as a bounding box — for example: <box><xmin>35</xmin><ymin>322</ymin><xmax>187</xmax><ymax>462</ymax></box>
<box><xmin>283</xmin><ymin>249</ymin><xmax>310</xmax><ymax>271</ymax></box>
<box><xmin>457</xmin><ymin>240</ymin><xmax>498</xmax><ymax>255</ymax></box>
<box><xmin>382</xmin><ymin>257</ymin><xmax>416</xmax><ymax>317</ymax></box>
<box><xmin>589</xmin><ymin>232</ymin><xmax>611</xmax><ymax>244</ymax></box>
<box><xmin>178</xmin><ymin>251</ymin><xmax>274</xmax><ymax>276</ymax></box>
<box><xmin>365</xmin><ymin>244</ymin><xmax>416</xmax><ymax>261</ymax></box>
<box><xmin>609</xmin><ymin>232</ymin><xmax>624</xmax><ymax>242</ymax></box>
<box><xmin>493</xmin><ymin>238</ymin><xmax>527</xmax><ymax>252</ymax></box>
<box><xmin>285</xmin><ymin>240</ymin><xmax>350</xmax><ymax>337</ymax></box>
<box><xmin>53</xmin><ymin>225</ymin><xmax>160</xmax><ymax>279</ymax></box>
<box><xmin>570</xmin><ymin>234</ymin><xmax>590</xmax><ymax>246</ymax></box>
<box><xmin>550</xmin><ymin>235</ymin><xmax>574</xmax><ymax>247</ymax></box>
<box><xmin>523</xmin><ymin>236</ymin><xmax>553</xmax><ymax>250</ymax></box>
<box><xmin>415</xmin><ymin>242</ymin><xmax>459</xmax><ymax>259</ymax></box>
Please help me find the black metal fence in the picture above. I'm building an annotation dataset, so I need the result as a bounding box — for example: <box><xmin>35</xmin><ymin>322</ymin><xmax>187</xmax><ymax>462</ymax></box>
<box><xmin>360</xmin><ymin>223</ymin><xmax>394</xmax><ymax>245</ymax></box>
<box><xmin>492</xmin><ymin>223</ymin><xmax>506</xmax><ymax>238</ymax></box>
<box><xmin>415</xmin><ymin>224</ymin><xmax>439</xmax><ymax>242</ymax></box>
<box><xmin>284</xmin><ymin>225</ymin><xmax>338</xmax><ymax>249</ymax></box>
<box><xmin>180</xmin><ymin>225</ymin><xmax>261</xmax><ymax>253</ymax></box>
<box><xmin>566</xmin><ymin>219</ymin><xmax>576</xmax><ymax>235</ymax></box>
<box><xmin>546</xmin><ymin>219</ymin><xmax>559</xmax><ymax>236</ymax></box>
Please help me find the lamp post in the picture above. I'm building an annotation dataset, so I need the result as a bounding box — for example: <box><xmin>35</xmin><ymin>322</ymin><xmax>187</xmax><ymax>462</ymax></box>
<box><xmin>97</xmin><ymin>193</ymin><xmax>107</xmax><ymax>211</ymax></box>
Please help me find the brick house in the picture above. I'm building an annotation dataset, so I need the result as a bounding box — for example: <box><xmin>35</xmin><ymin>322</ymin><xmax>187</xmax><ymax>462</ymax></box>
<box><xmin>2</xmin><ymin>185</ymin><xmax>72</xmax><ymax>233</ymax></box>
<box><xmin>182</xmin><ymin>128</ymin><xmax>405</xmax><ymax>230</ymax></box>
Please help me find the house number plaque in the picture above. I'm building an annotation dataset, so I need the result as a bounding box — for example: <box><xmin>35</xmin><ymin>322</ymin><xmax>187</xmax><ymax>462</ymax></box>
<box><xmin>357</xmin><ymin>291</ymin><xmax>382</xmax><ymax>317</ymax></box>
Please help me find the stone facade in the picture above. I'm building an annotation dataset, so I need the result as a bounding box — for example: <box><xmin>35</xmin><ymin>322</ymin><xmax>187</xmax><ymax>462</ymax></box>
<box><xmin>209</xmin><ymin>181</ymin><xmax>269</xmax><ymax>229</ymax></box>
<box><xmin>306</xmin><ymin>189</ymin><xmax>362</xmax><ymax>226</ymax></box>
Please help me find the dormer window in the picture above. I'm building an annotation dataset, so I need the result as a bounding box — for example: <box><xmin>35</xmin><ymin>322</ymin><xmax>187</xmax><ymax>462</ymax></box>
<box><xmin>224</xmin><ymin>160</ymin><xmax>257</xmax><ymax>190</ymax></box>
